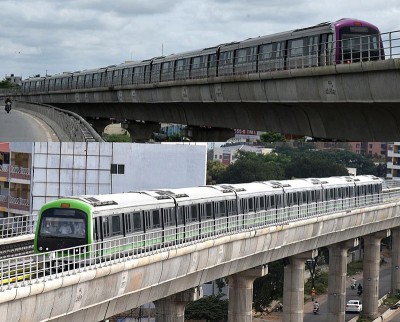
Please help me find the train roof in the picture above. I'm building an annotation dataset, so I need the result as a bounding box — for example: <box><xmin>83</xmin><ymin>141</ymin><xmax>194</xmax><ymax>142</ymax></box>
<box><xmin>145</xmin><ymin>185</ymin><xmax>237</xmax><ymax>203</ymax></box>
<box><xmin>63</xmin><ymin>192</ymin><xmax>175</xmax><ymax>215</ymax></box>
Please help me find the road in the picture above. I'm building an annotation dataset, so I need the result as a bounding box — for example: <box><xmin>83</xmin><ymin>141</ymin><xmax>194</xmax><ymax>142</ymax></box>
<box><xmin>303</xmin><ymin>266</ymin><xmax>392</xmax><ymax>322</ymax></box>
<box><xmin>0</xmin><ymin>102</ymin><xmax>59</xmax><ymax>141</ymax></box>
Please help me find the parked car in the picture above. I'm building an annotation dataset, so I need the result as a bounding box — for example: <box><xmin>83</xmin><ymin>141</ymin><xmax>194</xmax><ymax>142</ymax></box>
<box><xmin>346</xmin><ymin>300</ymin><xmax>362</xmax><ymax>313</ymax></box>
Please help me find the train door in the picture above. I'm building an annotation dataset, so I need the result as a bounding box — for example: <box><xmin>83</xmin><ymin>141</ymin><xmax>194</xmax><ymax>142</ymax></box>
<box><xmin>214</xmin><ymin>200</ymin><xmax>228</xmax><ymax>234</ymax></box>
<box><xmin>308</xmin><ymin>35</ymin><xmax>319</xmax><ymax>67</ymax></box>
<box><xmin>227</xmin><ymin>198</ymin><xmax>238</xmax><ymax>231</ymax></box>
<box><xmin>319</xmin><ymin>33</ymin><xmax>334</xmax><ymax>66</ymax></box>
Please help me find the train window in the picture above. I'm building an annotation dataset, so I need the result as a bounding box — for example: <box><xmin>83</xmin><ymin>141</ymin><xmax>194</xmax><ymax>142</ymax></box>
<box><xmin>258</xmin><ymin>196</ymin><xmax>265</xmax><ymax>210</ymax></box>
<box><xmin>77</xmin><ymin>75</ymin><xmax>85</xmax><ymax>88</ymax></box>
<box><xmin>220</xmin><ymin>51</ymin><xmax>233</xmax><ymax>66</ymax></box>
<box><xmin>175</xmin><ymin>58</ymin><xmax>190</xmax><ymax>80</ymax></box>
<box><xmin>153</xmin><ymin>210</ymin><xmax>161</xmax><ymax>228</ymax></box>
<box><xmin>84</xmin><ymin>74</ymin><xmax>93</xmax><ymax>88</ymax></box>
<box><xmin>145</xmin><ymin>209</ymin><xmax>161</xmax><ymax>229</ymax></box>
<box><xmin>122</xmin><ymin>68</ymin><xmax>133</xmax><ymax>85</ymax></box>
<box><xmin>214</xmin><ymin>201</ymin><xmax>226</xmax><ymax>218</ymax></box>
<box><xmin>235</xmin><ymin>48</ymin><xmax>248</xmax><ymax>64</ymax></box>
<box><xmin>240</xmin><ymin>199</ymin><xmax>247</xmax><ymax>214</ymax></box>
<box><xmin>208</xmin><ymin>54</ymin><xmax>217</xmax><ymax>68</ymax></box>
<box><xmin>289</xmin><ymin>38</ymin><xmax>306</xmax><ymax>57</ymax></box>
<box><xmin>151</xmin><ymin>63</ymin><xmax>162</xmax><ymax>83</ymax></box>
<box><xmin>163</xmin><ymin>207</ymin><xmax>176</xmax><ymax>227</ymax></box>
<box><xmin>161</xmin><ymin>61</ymin><xmax>174</xmax><ymax>81</ymax></box>
<box><xmin>125</xmin><ymin>211</ymin><xmax>142</xmax><ymax>233</ymax></box>
<box><xmin>111</xmin><ymin>215</ymin><xmax>122</xmax><ymax>236</ymax></box>
<box><xmin>307</xmin><ymin>35</ymin><xmax>319</xmax><ymax>66</ymax></box>
<box><xmin>55</xmin><ymin>78</ymin><xmax>62</xmax><ymax>90</ymax></box>
<box><xmin>93</xmin><ymin>73</ymin><xmax>101</xmax><ymax>87</ymax></box>
<box><xmin>102</xmin><ymin>217</ymin><xmax>110</xmax><ymax>238</ymax></box>
<box><xmin>191</xmin><ymin>56</ymin><xmax>207</xmax><ymax>78</ymax></box>
<box><xmin>177</xmin><ymin>207</ymin><xmax>184</xmax><ymax>225</ymax></box>
<box><xmin>227</xmin><ymin>200</ymin><xmax>237</xmax><ymax>215</ymax></box>
<box><xmin>260</xmin><ymin>44</ymin><xmax>273</xmax><ymax>59</ymax></box>
<box><xmin>248</xmin><ymin>198</ymin><xmax>254</xmax><ymax>212</ymax></box>
<box><xmin>190</xmin><ymin>204</ymin><xmax>198</xmax><ymax>221</ymax></box>
<box><xmin>200</xmin><ymin>203</ymin><xmax>213</xmax><ymax>220</ymax></box>
<box><xmin>133</xmin><ymin>66</ymin><xmax>145</xmax><ymax>84</ymax></box>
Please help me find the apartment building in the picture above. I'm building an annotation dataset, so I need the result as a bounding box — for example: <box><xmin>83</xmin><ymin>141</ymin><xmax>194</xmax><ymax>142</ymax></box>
<box><xmin>0</xmin><ymin>142</ymin><xmax>207</xmax><ymax>220</ymax></box>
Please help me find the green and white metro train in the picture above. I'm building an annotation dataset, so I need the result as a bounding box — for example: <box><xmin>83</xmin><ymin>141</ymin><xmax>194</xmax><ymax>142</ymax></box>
<box><xmin>34</xmin><ymin>175</ymin><xmax>383</xmax><ymax>258</ymax></box>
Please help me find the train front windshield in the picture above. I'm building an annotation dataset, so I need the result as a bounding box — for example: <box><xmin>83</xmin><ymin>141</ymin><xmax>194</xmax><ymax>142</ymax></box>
<box><xmin>40</xmin><ymin>208</ymin><xmax>87</xmax><ymax>238</ymax></box>
<box><xmin>339</xmin><ymin>25</ymin><xmax>382</xmax><ymax>61</ymax></box>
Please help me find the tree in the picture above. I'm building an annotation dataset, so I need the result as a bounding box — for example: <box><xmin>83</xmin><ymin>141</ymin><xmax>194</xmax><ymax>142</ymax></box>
<box><xmin>253</xmin><ymin>260</ymin><xmax>284</xmax><ymax>312</ymax></box>
<box><xmin>207</xmin><ymin>160</ymin><xmax>227</xmax><ymax>185</ymax></box>
<box><xmin>285</xmin><ymin>155</ymin><xmax>348</xmax><ymax>178</ymax></box>
<box><xmin>260</xmin><ymin>132</ymin><xmax>286</xmax><ymax>143</ymax></box>
<box><xmin>185</xmin><ymin>295</ymin><xmax>228</xmax><ymax>322</ymax></box>
<box><xmin>219</xmin><ymin>151</ymin><xmax>288</xmax><ymax>183</ymax></box>
<box><xmin>0</xmin><ymin>79</ymin><xmax>15</xmax><ymax>88</ymax></box>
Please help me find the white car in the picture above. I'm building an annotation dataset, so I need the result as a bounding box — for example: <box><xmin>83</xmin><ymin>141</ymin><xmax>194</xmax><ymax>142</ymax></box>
<box><xmin>346</xmin><ymin>300</ymin><xmax>362</xmax><ymax>313</ymax></box>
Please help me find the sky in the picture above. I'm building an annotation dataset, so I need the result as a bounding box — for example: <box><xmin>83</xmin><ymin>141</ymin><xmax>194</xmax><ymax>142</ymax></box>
<box><xmin>1</xmin><ymin>0</ymin><xmax>399</xmax><ymax>80</ymax></box>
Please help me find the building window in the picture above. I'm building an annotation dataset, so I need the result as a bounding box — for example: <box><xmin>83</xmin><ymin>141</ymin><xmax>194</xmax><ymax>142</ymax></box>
<box><xmin>111</xmin><ymin>164</ymin><xmax>125</xmax><ymax>174</ymax></box>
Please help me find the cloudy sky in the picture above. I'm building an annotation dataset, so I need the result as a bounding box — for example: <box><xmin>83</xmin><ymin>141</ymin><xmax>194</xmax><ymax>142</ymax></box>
<box><xmin>1</xmin><ymin>0</ymin><xmax>399</xmax><ymax>79</ymax></box>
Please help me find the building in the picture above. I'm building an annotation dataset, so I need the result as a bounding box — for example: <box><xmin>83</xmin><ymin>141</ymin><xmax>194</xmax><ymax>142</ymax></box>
<box><xmin>0</xmin><ymin>142</ymin><xmax>207</xmax><ymax>219</ymax></box>
<box><xmin>4</xmin><ymin>74</ymin><xmax>22</xmax><ymax>86</ymax></box>
<box><xmin>210</xmin><ymin>144</ymin><xmax>273</xmax><ymax>165</ymax></box>
<box><xmin>387</xmin><ymin>143</ymin><xmax>400</xmax><ymax>180</ymax></box>
<box><xmin>348</xmin><ymin>142</ymin><xmax>387</xmax><ymax>158</ymax></box>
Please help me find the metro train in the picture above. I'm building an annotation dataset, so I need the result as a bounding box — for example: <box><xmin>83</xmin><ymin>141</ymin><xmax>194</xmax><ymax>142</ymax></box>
<box><xmin>34</xmin><ymin>175</ymin><xmax>383</xmax><ymax>258</ymax></box>
<box><xmin>22</xmin><ymin>18</ymin><xmax>384</xmax><ymax>95</ymax></box>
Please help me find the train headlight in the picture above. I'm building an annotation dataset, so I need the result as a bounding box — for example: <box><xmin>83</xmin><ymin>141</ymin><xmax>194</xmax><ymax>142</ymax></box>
<box><xmin>39</xmin><ymin>246</ymin><xmax>43</xmax><ymax>251</ymax></box>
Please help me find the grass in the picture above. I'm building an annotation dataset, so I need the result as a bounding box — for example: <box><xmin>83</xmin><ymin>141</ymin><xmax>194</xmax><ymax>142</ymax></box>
<box><xmin>347</xmin><ymin>260</ymin><xmax>363</xmax><ymax>276</ymax></box>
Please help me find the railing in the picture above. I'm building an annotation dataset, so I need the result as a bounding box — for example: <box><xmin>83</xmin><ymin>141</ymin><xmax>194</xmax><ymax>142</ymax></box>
<box><xmin>0</xmin><ymin>214</ymin><xmax>37</xmax><ymax>239</ymax></box>
<box><xmin>1</xmin><ymin>189</ymin><xmax>400</xmax><ymax>291</ymax></box>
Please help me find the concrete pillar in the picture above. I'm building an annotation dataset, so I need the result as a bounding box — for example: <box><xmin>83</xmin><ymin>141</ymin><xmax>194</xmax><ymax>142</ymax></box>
<box><xmin>362</xmin><ymin>230</ymin><xmax>391</xmax><ymax>319</ymax></box>
<box><xmin>154</xmin><ymin>287</ymin><xmax>202</xmax><ymax>322</ymax></box>
<box><xmin>327</xmin><ymin>238</ymin><xmax>359</xmax><ymax>322</ymax></box>
<box><xmin>228</xmin><ymin>265</ymin><xmax>268</xmax><ymax>322</ymax></box>
<box><xmin>283</xmin><ymin>250</ymin><xmax>317</xmax><ymax>322</ymax></box>
<box><xmin>391</xmin><ymin>227</ymin><xmax>400</xmax><ymax>294</ymax></box>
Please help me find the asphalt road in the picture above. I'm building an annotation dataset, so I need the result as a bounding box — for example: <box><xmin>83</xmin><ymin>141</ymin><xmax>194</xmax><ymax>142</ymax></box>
<box><xmin>304</xmin><ymin>266</ymin><xmax>392</xmax><ymax>322</ymax></box>
<box><xmin>0</xmin><ymin>102</ymin><xmax>59</xmax><ymax>141</ymax></box>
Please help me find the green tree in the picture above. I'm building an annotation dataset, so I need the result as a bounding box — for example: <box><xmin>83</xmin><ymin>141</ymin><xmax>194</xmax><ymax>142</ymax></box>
<box><xmin>253</xmin><ymin>260</ymin><xmax>284</xmax><ymax>312</ymax></box>
<box><xmin>219</xmin><ymin>151</ymin><xmax>288</xmax><ymax>183</ymax></box>
<box><xmin>0</xmin><ymin>80</ymin><xmax>15</xmax><ymax>88</ymax></box>
<box><xmin>207</xmin><ymin>160</ymin><xmax>227</xmax><ymax>185</ymax></box>
<box><xmin>285</xmin><ymin>155</ymin><xmax>348</xmax><ymax>178</ymax></box>
<box><xmin>185</xmin><ymin>294</ymin><xmax>228</xmax><ymax>322</ymax></box>
<box><xmin>260</xmin><ymin>132</ymin><xmax>286</xmax><ymax>143</ymax></box>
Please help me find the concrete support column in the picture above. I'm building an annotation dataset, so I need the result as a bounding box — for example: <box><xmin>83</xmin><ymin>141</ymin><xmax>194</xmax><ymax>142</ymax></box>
<box><xmin>392</xmin><ymin>227</ymin><xmax>400</xmax><ymax>294</ymax></box>
<box><xmin>362</xmin><ymin>230</ymin><xmax>391</xmax><ymax>319</ymax></box>
<box><xmin>228</xmin><ymin>265</ymin><xmax>268</xmax><ymax>322</ymax></box>
<box><xmin>154</xmin><ymin>287</ymin><xmax>202</xmax><ymax>322</ymax></box>
<box><xmin>327</xmin><ymin>238</ymin><xmax>360</xmax><ymax>322</ymax></box>
<box><xmin>283</xmin><ymin>250</ymin><xmax>317</xmax><ymax>322</ymax></box>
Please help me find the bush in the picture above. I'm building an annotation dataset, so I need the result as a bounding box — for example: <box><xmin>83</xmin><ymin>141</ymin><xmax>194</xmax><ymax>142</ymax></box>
<box><xmin>347</xmin><ymin>261</ymin><xmax>363</xmax><ymax>276</ymax></box>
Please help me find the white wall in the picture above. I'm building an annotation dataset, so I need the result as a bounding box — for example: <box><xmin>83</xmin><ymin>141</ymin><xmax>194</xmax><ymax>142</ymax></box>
<box><xmin>111</xmin><ymin>143</ymin><xmax>207</xmax><ymax>193</ymax></box>
<box><xmin>27</xmin><ymin>142</ymin><xmax>206</xmax><ymax>213</ymax></box>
